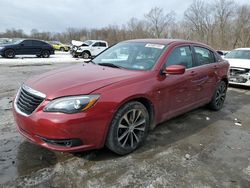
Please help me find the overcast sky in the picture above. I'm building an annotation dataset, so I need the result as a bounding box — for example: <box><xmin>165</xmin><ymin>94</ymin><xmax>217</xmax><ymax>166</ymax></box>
<box><xmin>0</xmin><ymin>0</ymin><xmax>249</xmax><ymax>33</ymax></box>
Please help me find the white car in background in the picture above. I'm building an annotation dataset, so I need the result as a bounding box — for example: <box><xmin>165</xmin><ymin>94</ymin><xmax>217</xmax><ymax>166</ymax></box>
<box><xmin>71</xmin><ymin>40</ymin><xmax>108</xmax><ymax>59</ymax></box>
<box><xmin>224</xmin><ymin>48</ymin><xmax>250</xmax><ymax>86</ymax></box>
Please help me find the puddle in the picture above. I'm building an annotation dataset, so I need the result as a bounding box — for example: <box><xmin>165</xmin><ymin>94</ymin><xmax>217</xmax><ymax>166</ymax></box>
<box><xmin>0</xmin><ymin>136</ymin><xmax>73</xmax><ymax>184</ymax></box>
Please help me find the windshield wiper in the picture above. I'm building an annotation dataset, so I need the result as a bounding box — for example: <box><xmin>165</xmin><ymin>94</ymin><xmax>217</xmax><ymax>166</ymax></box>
<box><xmin>98</xmin><ymin>63</ymin><xmax>123</xmax><ymax>69</ymax></box>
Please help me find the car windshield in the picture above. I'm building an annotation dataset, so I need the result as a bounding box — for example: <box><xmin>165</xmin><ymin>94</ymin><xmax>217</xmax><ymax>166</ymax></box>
<box><xmin>225</xmin><ymin>50</ymin><xmax>250</xmax><ymax>60</ymax></box>
<box><xmin>93</xmin><ymin>42</ymin><xmax>167</xmax><ymax>71</ymax></box>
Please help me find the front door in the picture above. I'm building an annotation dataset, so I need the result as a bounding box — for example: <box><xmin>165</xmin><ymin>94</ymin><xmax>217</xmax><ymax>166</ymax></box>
<box><xmin>91</xmin><ymin>42</ymin><xmax>107</xmax><ymax>56</ymax></box>
<box><xmin>157</xmin><ymin>45</ymin><xmax>198</xmax><ymax>121</ymax></box>
<box><xmin>18</xmin><ymin>40</ymin><xmax>35</xmax><ymax>55</ymax></box>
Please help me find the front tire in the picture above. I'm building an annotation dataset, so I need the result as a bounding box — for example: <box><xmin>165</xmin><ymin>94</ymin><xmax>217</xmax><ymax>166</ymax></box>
<box><xmin>4</xmin><ymin>49</ymin><xmax>15</xmax><ymax>58</ymax></box>
<box><xmin>60</xmin><ymin>47</ymin><xmax>65</xmax><ymax>52</ymax></box>
<box><xmin>106</xmin><ymin>101</ymin><xmax>150</xmax><ymax>155</ymax></box>
<box><xmin>82</xmin><ymin>51</ymin><xmax>90</xmax><ymax>59</ymax></box>
<box><xmin>208</xmin><ymin>81</ymin><xmax>227</xmax><ymax>111</ymax></box>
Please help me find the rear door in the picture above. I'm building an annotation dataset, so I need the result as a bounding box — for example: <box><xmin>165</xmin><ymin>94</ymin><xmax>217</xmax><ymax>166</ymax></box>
<box><xmin>191</xmin><ymin>46</ymin><xmax>219</xmax><ymax>102</ymax></box>
<box><xmin>32</xmin><ymin>40</ymin><xmax>43</xmax><ymax>54</ymax></box>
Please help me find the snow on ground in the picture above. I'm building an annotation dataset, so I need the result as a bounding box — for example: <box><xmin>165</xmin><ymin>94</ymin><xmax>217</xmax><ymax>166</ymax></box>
<box><xmin>0</xmin><ymin>51</ymin><xmax>88</xmax><ymax>65</ymax></box>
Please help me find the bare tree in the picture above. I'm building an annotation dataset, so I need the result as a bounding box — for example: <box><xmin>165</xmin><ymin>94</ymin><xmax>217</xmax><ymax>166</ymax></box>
<box><xmin>145</xmin><ymin>7</ymin><xmax>175</xmax><ymax>38</ymax></box>
<box><xmin>127</xmin><ymin>18</ymin><xmax>150</xmax><ymax>39</ymax></box>
<box><xmin>213</xmin><ymin>0</ymin><xmax>235</xmax><ymax>49</ymax></box>
<box><xmin>184</xmin><ymin>0</ymin><xmax>215</xmax><ymax>45</ymax></box>
<box><xmin>0</xmin><ymin>0</ymin><xmax>249</xmax><ymax>50</ymax></box>
<box><xmin>232</xmin><ymin>4</ymin><xmax>250</xmax><ymax>48</ymax></box>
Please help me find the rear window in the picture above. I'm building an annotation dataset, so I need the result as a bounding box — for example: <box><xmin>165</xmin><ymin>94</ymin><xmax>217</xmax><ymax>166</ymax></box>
<box><xmin>194</xmin><ymin>46</ymin><xmax>216</xmax><ymax>65</ymax></box>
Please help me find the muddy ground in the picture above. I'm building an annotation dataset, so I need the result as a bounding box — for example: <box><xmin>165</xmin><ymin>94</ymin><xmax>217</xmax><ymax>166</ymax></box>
<box><xmin>0</xmin><ymin>57</ymin><xmax>250</xmax><ymax>188</ymax></box>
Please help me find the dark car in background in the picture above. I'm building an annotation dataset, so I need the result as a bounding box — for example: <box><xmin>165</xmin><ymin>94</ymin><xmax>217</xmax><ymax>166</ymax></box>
<box><xmin>0</xmin><ymin>39</ymin><xmax>54</xmax><ymax>58</ymax></box>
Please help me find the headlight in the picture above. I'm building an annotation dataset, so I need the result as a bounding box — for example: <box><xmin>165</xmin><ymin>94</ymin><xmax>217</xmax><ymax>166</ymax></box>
<box><xmin>44</xmin><ymin>95</ymin><xmax>100</xmax><ymax>114</ymax></box>
<box><xmin>0</xmin><ymin>47</ymin><xmax>5</xmax><ymax>50</ymax></box>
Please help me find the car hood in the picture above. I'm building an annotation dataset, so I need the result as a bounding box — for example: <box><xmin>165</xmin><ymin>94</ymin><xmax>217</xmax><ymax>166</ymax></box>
<box><xmin>71</xmin><ymin>40</ymin><xmax>88</xmax><ymax>47</ymax></box>
<box><xmin>225</xmin><ymin>58</ymin><xmax>250</xmax><ymax>69</ymax></box>
<box><xmin>0</xmin><ymin>43</ymin><xmax>15</xmax><ymax>47</ymax></box>
<box><xmin>25</xmin><ymin>63</ymin><xmax>143</xmax><ymax>100</ymax></box>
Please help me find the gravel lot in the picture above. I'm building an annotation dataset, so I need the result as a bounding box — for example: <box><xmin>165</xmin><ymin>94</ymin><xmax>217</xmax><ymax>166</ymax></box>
<box><xmin>0</xmin><ymin>53</ymin><xmax>250</xmax><ymax>188</ymax></box>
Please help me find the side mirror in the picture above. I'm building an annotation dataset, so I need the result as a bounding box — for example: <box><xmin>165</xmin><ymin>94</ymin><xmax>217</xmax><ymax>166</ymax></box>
<box><xmin>163</xmin><ymin>65</ymin><xmax>186</xmax><ymax>75</ymax></box>
<box><xmin>216</xmin><ymin>51</ymin><xmax>223</xmax><ymax>56</ymax></box>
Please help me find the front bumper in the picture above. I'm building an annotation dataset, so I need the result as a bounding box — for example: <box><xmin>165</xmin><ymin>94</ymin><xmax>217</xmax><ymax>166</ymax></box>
<box><xmin>229</xmin><ymin>67</ymin><xmax>250</xmax><ymax>86</ymax></box>
<box><xmin>72</xmin><ymin>51</ymin><xmax>82</xmax><ymax>57</ymax></box>
<box><xmin>13</xmin><ymin>97</ymin><xmax>113</xmax><ymax>152</ymax></box>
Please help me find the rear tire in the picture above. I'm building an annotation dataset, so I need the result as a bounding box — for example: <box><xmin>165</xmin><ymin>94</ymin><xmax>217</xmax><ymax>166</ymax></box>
<box><xmin>41</xmin><ymin>50</ymin><xmax>50</xmax><ymax>58</ymax></box>
<box><xmin>208</xmin><ymin>81</ymin><xmax>227</xmax><ymax>111</ymax></box>
<box><xmin>60</xmin><ymin>47</ymin><xmax>65</xmax><ymax>52</ymax></box>
<box><xmin>106</xmin><ymin>101</ymin><xmax>150</xmax><ymax>155</ymax></box>
<box><xmin>4</xmin><ymin>49</ymin><xmax>15</xmax><ymax>58</ymax></box>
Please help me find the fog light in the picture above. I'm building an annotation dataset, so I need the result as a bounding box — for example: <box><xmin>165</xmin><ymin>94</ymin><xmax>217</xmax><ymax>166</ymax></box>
<box><xmin>40</xmin><ymin>137</ymin><xmax>83</xmax><ymax>147</ymax></box>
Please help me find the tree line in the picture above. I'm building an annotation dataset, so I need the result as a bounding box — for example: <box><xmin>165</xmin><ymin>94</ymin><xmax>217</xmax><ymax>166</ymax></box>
<box><xmin>0</xmin><ymin>0</ymin><xmax>249</xmax><ymax>50</ymax></box>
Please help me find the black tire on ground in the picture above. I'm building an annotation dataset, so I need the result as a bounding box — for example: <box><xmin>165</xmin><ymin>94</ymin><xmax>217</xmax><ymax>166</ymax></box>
<box><xmin>72</xmin><ymin>52</ymin><xmax>78</xmax><ymax>58</ymax></box>
<box><xmin>41</xmin><ymin>50</ymin><xmax>50</xmax><ymax>58</ymax></box>
<box><xmin>60</xmin><ymin>47</ymin><xmax>65</xmax><ymax>52</ymax></box>
<box><xmin>106</xmin><ymin>101</ymin><xmax>150</xmax><ymax>155</ymax></box>
<box><xmin>82</xmin><ymin>51</ymin><xmax>91</xmax><ymax>59</ymax></box>
<box><xmin>208</xmin><ymin>80</ymin><xmax>227</xmax><ymax>111</ymax></box>
<box><xmin>4</xmin><ymin>49</ymin><xmax>15</xmax><ymax>58</ymax></box>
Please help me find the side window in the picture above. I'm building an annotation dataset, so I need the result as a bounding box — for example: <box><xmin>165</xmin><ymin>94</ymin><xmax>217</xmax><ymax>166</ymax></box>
<box><xmin>92</xmin><ymin>42</ymin><xmax>100</xmax><ymax>47</ymax></box>
<box><xmin>32</xmin><ymin>41</ymin><xmax>44</xmax><ymax>46</ymax></box>
<box><xmin>100</xmin><ymin>42</ymin><xmax>107</xmax><ymax>47</ymax></box>
<box><xmin>21</xmin><ymin>40</ymin><xmax>33</xmax><ymax>46</ymax></box>
<box><xmin>165</xmin><ymin>46</ymin><xmax>193</xmax><ymax>69</ymax></box>
<box><xmin>194</xmin><ymin>46</ymin><xmax>216</xmax><ymax>66</ymax></box>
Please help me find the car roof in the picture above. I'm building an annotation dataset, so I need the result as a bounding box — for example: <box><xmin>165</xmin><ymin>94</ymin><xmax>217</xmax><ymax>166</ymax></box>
<box><xmin>124</xmin><ymin>38</ymin><xmax>209</xmax><ymax>46</ymax></box>
<box><xmin>87</xmin><ymin>40</ymin><xmax>107</xmax><ymax>43</ymax></box>
<box><xmin>234</xmin><ymin>48</ymin><xmax>250</xmax><ymax>51</ymax></box>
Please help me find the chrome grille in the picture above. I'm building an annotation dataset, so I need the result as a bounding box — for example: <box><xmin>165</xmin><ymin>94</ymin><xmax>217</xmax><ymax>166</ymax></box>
<box><xmin>16</xmin><ymin>85</ymin><xmax>45</xmax><ymax>115</ymax></box>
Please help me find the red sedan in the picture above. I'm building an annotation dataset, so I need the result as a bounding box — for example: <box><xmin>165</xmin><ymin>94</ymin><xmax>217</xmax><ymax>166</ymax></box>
<box><xmin>13</xmin><ymin>39</ymin><xmax>229</xmax><ymax>155</ymax></box>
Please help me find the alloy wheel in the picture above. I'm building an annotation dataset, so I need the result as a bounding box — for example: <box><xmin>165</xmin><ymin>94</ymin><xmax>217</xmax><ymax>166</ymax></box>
<box><xmin>117</xmin><ymin>109</ymin><xmax>146</xmax><ymax>149</ymax></box>
<box><xmin>5</xmin><ymin>50</ymin><xmax>15</xmax><ymax>58</ymax></box>
<box><xmin>42</xmin><ymin>51</ymin><xmax>49</xmax><ymax>58</ymax></box>
<box><xmin>83</xmin><ymin>52</ymin><xmax>90</xmax><ymax>59</ymax></box>
<box><xmin>215</xmin><ymin>82</ymin><xmax>226</xmax><ymax>108</ymax></box>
